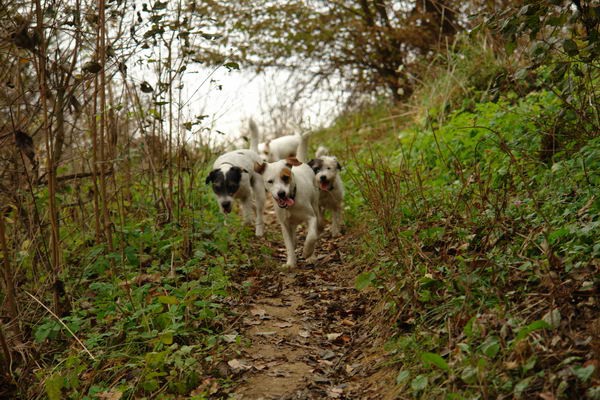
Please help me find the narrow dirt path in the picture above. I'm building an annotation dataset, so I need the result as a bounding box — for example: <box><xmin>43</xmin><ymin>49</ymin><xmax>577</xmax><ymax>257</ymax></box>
<box><xmin>225</xmin><ymin>221</ymin><xmax>396</xmax><ymax>399</ymax></box>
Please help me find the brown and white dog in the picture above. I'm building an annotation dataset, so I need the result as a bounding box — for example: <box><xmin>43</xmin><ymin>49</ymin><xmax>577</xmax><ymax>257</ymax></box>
<box><xmin>206</xmin><ymin>149</ymin><xmax>266</xmax><ymax>237</ymax></box>
<box><xmin>255</xmin><ymin>157</ymin><xmax>321</xmax><ymax>268</ymax></box>
<box><xmin>308</xmin><ymin>149</ymin><xmax>344</xmax><ymax>237</ymax></box>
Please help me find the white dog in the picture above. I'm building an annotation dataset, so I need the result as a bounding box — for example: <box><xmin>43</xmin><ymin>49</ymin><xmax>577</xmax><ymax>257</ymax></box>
<box><xmin>255</xmin><ymin>156</ymin><xmax>321</xmax><ymax>268</ymax></box>
<box><xmin>308</xmin><ymin>151</ymin><xmax>344</xmax><ymax>237</ymax></box>
<box><xmin>249</xmin><ymin>119</ymin><xmax>311</xmax><ymax>163</ymax></box>
<box><xmin>206</xmin><ymin>149</ymin><xmax>266</xmax><ymax>237</ymax></box>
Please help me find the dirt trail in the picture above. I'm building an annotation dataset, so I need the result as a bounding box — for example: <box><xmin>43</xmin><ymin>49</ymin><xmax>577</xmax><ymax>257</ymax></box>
<box><xmin>226</xmin><ymin>224</ymin><xmax>396</xmax><ymax>400</ymax></box>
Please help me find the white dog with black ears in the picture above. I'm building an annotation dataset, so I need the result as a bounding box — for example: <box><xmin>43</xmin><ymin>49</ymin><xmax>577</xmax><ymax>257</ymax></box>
<box><xmin>308</xmin><ymin>146</ymin><xmax>344</xmax><ymax>237</ymax></box>
<box><xmin>254</xmin><ymin>134</ymin><xmax>321</xmax><ymax>268</ymax></box>
<box><xmin>205</xmin><ymin>149</ymin><xmax>266</xmax><ymax>237</ymax></box>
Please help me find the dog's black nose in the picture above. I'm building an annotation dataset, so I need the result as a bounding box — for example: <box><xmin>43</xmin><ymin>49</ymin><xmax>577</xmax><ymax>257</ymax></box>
<box><xmin>277</xmin><ymin>190</ymin><xmax>287</xmax><ymax>199</ymax></box>
<box><xmin>320</xmin><ymin>175</ymin><xmax>327</xmax><ymax>182</ymax></box>
<box><xmin>221</xmin><ymin>201</ymin><xmax>232</xmax><ymax>212</ymax></box>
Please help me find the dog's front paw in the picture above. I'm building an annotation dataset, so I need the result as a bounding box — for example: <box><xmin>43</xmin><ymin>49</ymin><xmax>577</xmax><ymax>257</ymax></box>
<box><xmin>304</xmin><ymin>254</ymin><xmax>317</xmax><ymax>265</ymax></box>
<box><xmin>284</xmin><ymin>261</ymin><xmax>296</xmax><ymax>270</ymax></box>
<box><xmin>255</xmin><ymin>224</ymin><xmax>265</xmax><ymax>237</ymax></box>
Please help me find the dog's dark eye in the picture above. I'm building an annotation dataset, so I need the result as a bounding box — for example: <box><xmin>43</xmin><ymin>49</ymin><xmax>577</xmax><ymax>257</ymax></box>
<box><xmin>282</xmin><ymin>175</ymin><xmax>290</xmax><ymax>183</ymax></box>
<box><xmin>267</xmin><ymin>179</ymin><xmax>274</xmax><ymax>184</ymax></box>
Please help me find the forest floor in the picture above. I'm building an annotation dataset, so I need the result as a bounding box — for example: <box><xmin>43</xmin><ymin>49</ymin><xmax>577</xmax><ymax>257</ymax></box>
<box><xmin>219</xmin><ymin>209</ymin><xmax>397</xmax><ymax>399</ymax></box>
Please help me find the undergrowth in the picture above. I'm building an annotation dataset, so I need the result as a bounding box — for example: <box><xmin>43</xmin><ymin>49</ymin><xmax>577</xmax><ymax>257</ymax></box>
<box><xmin>24</xmin><ymin>180</ymin><xmax>273</xmax><ymax>399</ymax></box>
<box><xmin>313</xmin><ymin>49</ymin><xmax>598</xmax><ymax>400</ymax></box>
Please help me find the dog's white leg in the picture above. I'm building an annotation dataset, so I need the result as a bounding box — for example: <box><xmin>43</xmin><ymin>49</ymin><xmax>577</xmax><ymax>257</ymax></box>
<box><xmin>240</xmin><ymin>196</ymin><xmax>254</xmax><ymax>225</ymax></box>
<box><xmin>281</xmin><ymin>223</ymin><xmax>297</xmax><ymax>268</ymax></box>
<box><xmin>317</xmin><ymin>206</ymin><xmax>325</xmax><ymax>234</ymax></box>
<box><xmin>253</xmin><ymin>179</ymin><xmax>266</xmax><ymax>237</ymax></box>
<box><xmin>302</xmin><ymin>215</ymin><xmax>318</xmax><ymax>263</ymax></box>
<box><xmin>331</xmin><ymin>205</ymin><xmax>342</xmax><ymax>237</ymax></box>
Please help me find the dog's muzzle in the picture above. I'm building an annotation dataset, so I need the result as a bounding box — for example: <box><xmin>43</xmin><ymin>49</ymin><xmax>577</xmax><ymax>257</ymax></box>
<box><xmin>276</xmin><ymin>191</ymin><xmax>295</xmax><ymax>208</ymax></box>
<box><xmin>221</xmin><ymin>201</ymin><xmax>232</xmax><ymax>213</ymax></box>
<box><xmin>319</xmin><ymin>176</ymin><xmax>333</xmax><ymax>191</ymax></box>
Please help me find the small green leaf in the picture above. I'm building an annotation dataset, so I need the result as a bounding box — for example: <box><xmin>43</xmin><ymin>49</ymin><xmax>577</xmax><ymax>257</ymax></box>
<box><xmin>481</xmin><ymin>336</ymin><xmax>500</xmax><ymax>358</ymax></box>
<box><xmin>411</xmin><ymin>374</ymin><xmax>428</xmax><ymax>392</ymax></box>
<box><xmin>573</xmin><ymin>365</ymin><xmax>595</xmax><ymax>382</ymax></box>
<box><xmin>396</xmin><ymin>370</ymin><xmax>410</xmax><ymax>385</ymax></box>
<box><xmin>562</xmin><ymin>39</ymin><xmax>578</xmax><ymax>57</ymax></box>
<box><xmin>45</xmin><ymin>374</ymin><xmax>64</xmax><ymax>400</ymax></box>
<box><xmin>514</xmin><ymin>320</ymin><xmax>551</xmax><ymax>343</ymax></box>
<box><xmin>514</xmin><ymin>376</ymin><xmax>534</xmax><ymax>397</ymax></box>
<box><xmin>157</xmin><ymin>295</ymin><xmax>178</xmax><ymax>305</ymax></box>
<box><xmin>355</xmin><ymin>271</ymin><xmax>376</xmax><ymax>290</ymax></box>
<box><xmin>223</xmin><ymin>62</ymin><xmax>239</xmax><ymax>71</ymax></box>
<box><xmin>421</xmin><ymin>352</ymin><xmax>449</xmax><ymax>371</ymax></box>
<box><xmin>159</xmin><ymin>331</ymin><xmax>174</xmax><ymax>345</ymax></box>
<box><xmin>461</xmin><ymin>366</ymin><xmax>478</xmax><ymax>384</ymax></box>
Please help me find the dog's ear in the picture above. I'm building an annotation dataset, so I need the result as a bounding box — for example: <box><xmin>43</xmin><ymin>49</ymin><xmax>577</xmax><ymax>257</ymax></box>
<box><xmin>285</xmin><ymin>157</ymin><xmax>302</xmax><ymax>167</ymax></box>
<box><xmin>336</xmin><ymin>161</ymin><xmax>342</xmax><ymax>170</ymax></box>
<box><xmin>307</xmin><ymin>159</ymin><xmax>316</xmax><ymax>168</ymax></box>
<box><xmin>254</xmin><ymin>162</ymin><xmax>266</xmax><ymax>175</ymax></box>
<box><xmin>228</xmin><ymin>166</ymin><xmax>243</xmax><ymax>182</ymax></box>
<box><xmin>205</xmin><ymin>169</ymin><xmax>217</xmax><ymax>184</ymax></box>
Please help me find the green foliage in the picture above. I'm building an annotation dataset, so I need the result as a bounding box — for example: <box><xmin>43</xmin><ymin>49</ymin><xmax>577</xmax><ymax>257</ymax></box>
<box><xmin>317</xmin><ymin>61</ymin><xmax>598</xmax><ymax>397</ymax></box>
<box><xmin>29</xmin><ymin>180</ymin><xmax>265</xmax><ymax>398</ymax></box>
<box><xmin>491</xmin><ymin>0</ymin><xmax>600</xmax><ymax>143</ymax></box>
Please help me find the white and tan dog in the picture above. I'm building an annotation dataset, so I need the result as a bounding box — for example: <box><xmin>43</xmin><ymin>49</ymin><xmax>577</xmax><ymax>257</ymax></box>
<box><xmin>249</xmin><ymin>119</ymin><xmax>311</xmax><ymax>162</ymax></box>
<box><xmin>206</xmin><ymin>149</ymin><xmax>266</xmax><ymax>237</ymax></box>
<box><xmin>255</xmin><ymin>156</ymin><xmax>321</xmax><ymax>268</ymax></box>
<box><xmin>308</xmin><ymin>149</ymin><xmax>344</xmax><ymax>237</ymax></box>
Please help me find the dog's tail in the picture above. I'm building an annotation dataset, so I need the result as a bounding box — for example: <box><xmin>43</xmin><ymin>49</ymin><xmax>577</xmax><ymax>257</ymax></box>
<box><xmin>248</xmin><ymin>118</ymin><xmax>259</xmax><ymax>153</ymax></box>
<box><xmin>315</xmin><ymin>145</ymin><xmax>329</xmax><ymax>158</ymax></box>
<box><xmin>296</xmin><ymin>130</ymin><xmax>313</xmax><ymax>163</ymax></box>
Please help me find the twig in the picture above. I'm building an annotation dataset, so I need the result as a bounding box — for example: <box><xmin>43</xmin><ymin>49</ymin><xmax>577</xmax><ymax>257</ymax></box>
<box><xmin>24</xmin><ymin>291</ymin><xmax>96</xmax><ymax>361</ymax></box>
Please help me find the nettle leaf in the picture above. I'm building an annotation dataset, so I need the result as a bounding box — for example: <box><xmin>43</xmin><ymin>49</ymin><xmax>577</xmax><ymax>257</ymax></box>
<box><xmin>355</xmin><ymin>271</ymin><xmax>376</xmax><ymax>290</ymax></box>
<box><xmin>421</xmin><ymin>352</ymin><xmax>450</xmax><ymax>371</ymax></box>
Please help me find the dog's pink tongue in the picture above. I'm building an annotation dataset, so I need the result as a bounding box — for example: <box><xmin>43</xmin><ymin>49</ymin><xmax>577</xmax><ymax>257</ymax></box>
<box><xmin>320</xmin><ymin>182</ymin><xmax>329</xmax><ymax>191</ymax></box>
<box><xmin>284</xmin><ymin>198</ymin><xmax>295</xmax><ymax>207</ymax></box>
